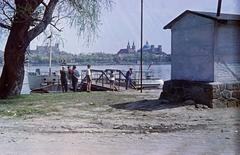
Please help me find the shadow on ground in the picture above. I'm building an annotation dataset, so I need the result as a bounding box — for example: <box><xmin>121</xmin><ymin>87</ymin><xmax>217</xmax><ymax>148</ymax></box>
<box><xmin>111</xmin><ymin>99</ymin><xmax>190</xmax><ymax>111</ymax></box>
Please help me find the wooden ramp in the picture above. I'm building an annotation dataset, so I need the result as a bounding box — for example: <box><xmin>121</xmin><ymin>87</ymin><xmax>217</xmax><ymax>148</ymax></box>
<box><xmin>78</xmin><ymin>82</ymin><xmax>116</xmax><ymax>91</ymax></box>
<box><xmin>79</xmin><ymin>69</ymin><xmax>136</xmax><ymax>92</ymax></box>
<box><xmin>78</xmin><ymin>82</ymin><xmax>132</xmax><ymax>91</ymax></box>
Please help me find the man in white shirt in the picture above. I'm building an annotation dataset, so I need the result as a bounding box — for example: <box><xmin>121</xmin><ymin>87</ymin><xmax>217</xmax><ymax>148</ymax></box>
<box><xmin>86</xmin><ymin>64</ymin><xmax>92</xmax><ymax>92</ymax></box>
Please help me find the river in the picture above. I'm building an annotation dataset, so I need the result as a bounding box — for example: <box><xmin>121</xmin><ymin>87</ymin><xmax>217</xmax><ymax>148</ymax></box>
<box><xmin>0</xmin><ymin>64</ymin><xmax>171</xmax><ymax>94</ymax></box>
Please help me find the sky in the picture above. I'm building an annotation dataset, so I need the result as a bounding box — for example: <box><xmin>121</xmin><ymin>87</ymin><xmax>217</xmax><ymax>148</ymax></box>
<box><xmin>0</xmin><ymin>0</ymin><xmax>240</xmax><ymax>54</ymax></box>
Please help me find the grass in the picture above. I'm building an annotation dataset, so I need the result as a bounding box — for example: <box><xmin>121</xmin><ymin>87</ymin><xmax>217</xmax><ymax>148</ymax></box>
<box><xmin>0</xmin><ymin>92</ymin><xmax>136</xmax><ymax>117</ymax></box>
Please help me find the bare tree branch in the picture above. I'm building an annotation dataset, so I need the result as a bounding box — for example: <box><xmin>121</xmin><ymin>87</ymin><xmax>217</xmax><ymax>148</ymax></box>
<box><xmin>3</xmin><ymin>0</ymin><xmax>15</xmax><ymax>11</ymax></box>
<box><xmin>50</xmin><ymin>22</ymin><xmax>62</xmax><ymax>32</ymax></box>
<box><xmin>28</xmin><ymin>0</ymin><xmax>59</xmax><ymax>41</ymax></box>
<box><xmin>0</xmin><ymin>22</ymin><xmax>11</xmax><ymax>30</ymax></box>
<box><xmin>2</xmin><ymin>5</ymin><xmax>13</xmax><ymax>23</ymax></box>
<box><xmin>41</xmin><ymin>1</ymin><xmax>47</xmax><ymax>7</ymax></box>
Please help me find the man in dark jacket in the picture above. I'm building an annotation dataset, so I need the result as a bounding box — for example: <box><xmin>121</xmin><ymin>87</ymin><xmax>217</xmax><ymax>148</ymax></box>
<box><xmin>125</xmin><ymin>68</ymin><xmax>132</xmax><ymax>90</ymax></box>
<box><xmin>72</xmin><ymin>65</ymin><xmax>80</xmax><ymax>92</ymax></box>
<box><xmin>60</xmin><ymin>66</ymin><xmax>68</xmax><ymax>92</ymax></box>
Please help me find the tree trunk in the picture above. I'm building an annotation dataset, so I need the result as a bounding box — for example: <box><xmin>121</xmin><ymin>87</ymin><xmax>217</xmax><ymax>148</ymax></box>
<box><xmin>0</xmin><ymin>1</ymin><xmax>57</xmax><ymax>98</ymax></box>
<box><xmin>0</xmin><ymin>3</ymin><xmax>32</xmax><ymax>98</ymax></box>
<box><xmin>0</xmin><ymin>25</ymin><xmax>29</xmax><ymax>98</ymax></box>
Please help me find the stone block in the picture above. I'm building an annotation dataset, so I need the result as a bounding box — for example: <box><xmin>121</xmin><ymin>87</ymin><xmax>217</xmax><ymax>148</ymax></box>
<box><xmin>160</xmin><ymin>80</ymin><xmax>239</xmax><ymax>109</ymax></box>
<box><xmin>232</xmin><ymin>91</ymin><xmax>240</xmax><ymax>99</ymax></box>
<box><xmin>226</xmin><ymin>99</ymin><xmax>240</xmax><ymax>107</ymax></box>
<box><xmin>219</xmin><ymin>84</ymin><xmax>226</xmax><ymax>91</ymax></box>
<box><xmin>183</xmin><ymin>100</ymin><xmax>196</xmax><ymax>105</ymax></box>
<box><xmin>212</xmin><ymin>88</ymin><xmax>221</xmax><ymax>99</ymax></box>
<box><xmin>221</xmin><ymin>90</ymin><xmax>232</xmax><ymax>99</ymax></box>
<box><xmin>211</xmin><ymin>84</ymin><xmax>219</xmax><ymax>89</ymax></box>
<box><xmin>226</xmin><ymin>83</ymin><xmax>240</xmax><ymax>91</ymax></box>
<box><xmin>212</xmin><ymin>99</ymin><xmax>227</xmax><ymax>108</ymax></box>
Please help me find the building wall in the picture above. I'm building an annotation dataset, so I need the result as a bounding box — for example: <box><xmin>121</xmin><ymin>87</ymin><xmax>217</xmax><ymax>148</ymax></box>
<box><xmin>214</xmin><ymin>22</ymin><xmax>240</xmax><ymax>82</ymax></box>
<box><xmin>171</xmin><ymin>14</ymin><xmax>215</xmax><ymax>81</ymax></box>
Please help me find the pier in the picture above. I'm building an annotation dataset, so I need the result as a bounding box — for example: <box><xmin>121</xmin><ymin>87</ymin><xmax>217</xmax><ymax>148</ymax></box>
<box><xmin>31</xmin><ymin>68</ymin><xmax>162</xmax><ymax>93</ymax></box>
<box><xmin>79</xmin><ymin>69</ymin><xmax>136</xmax><ymax>91</ymax></box>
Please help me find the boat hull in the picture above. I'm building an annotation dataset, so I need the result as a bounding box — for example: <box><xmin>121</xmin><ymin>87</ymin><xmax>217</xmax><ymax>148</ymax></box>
<box><xmin>28</xmin><ymin>72</ymin><xmax>60</xmax><ymax>91</ymax></box>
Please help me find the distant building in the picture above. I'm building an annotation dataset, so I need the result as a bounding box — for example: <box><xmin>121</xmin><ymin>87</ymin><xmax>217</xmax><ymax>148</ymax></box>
<box><xmin>118</xmin><ymin>41</ymin><xmax>166</xmax><ymax>56</ymax></box>
<box><xmin>137</xmin><ymin>41</ymin><xmax>163</xmax><ymax>54</ymax></box>
<box><xmin>27</xmin><ymin>43</ymin><xmax>73</xmax><ymax>65</ymax></box>
<box><xmin>29</xmin><ymin>43</ymin><xmax>61</xmax><ymax>55</ymax></box>
<box><xmin>117</xmin><ymin>41</ymin><xmax>136</xmax><ymax>55</ymax></box>
<box><xmin>164</xmin><ymin>10</ymin><xmax>240</xmax><ymax>82</ymax></box>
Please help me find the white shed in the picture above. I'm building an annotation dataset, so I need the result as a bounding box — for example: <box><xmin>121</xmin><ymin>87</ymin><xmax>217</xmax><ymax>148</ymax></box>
<box><xmin>164</xmin><ymin>10</ymin><xmax>240</xmax><ymax>82</ymax></box>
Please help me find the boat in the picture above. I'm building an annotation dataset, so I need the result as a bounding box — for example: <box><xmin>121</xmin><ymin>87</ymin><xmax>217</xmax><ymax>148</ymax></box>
<box><xmin>27</xmin><ymin>36</ymin><xmax>61</xmax><ymax>92</ymax></box>
<box><xmin>132</xmin><ymin>70</ymin><xmax>164</xmax><ymax>89</ymax></box>
<box><xmin>28</xmin><ymin>69</ymin><xmax>60</xmax><ymax>92</ymax></box>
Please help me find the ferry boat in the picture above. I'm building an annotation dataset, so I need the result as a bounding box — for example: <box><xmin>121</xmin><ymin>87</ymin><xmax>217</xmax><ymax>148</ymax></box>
<box><xmin>28</xmin><ymin>69</ymin><xmax>60</xmax><ymax>92</ymax></box>
<box><xmin>27</xmin><ymin>37</ymin><xmax>61</xmax><ymax>92</ymax></box>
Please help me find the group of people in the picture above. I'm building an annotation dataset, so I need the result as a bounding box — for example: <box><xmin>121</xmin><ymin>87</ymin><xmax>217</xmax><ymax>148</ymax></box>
<box><xmin>60</xmin><ymin>65</ymin><xmax>92</xmax><ymax>92</ymax></box>
<box><xmin>60</xmin><ymin>65</ymin><xmax>133</xmax><ymax>92</ymax></box>
<box><xmin>108</xmin><ymin>68</ymin><xmax>133</xmax><ymax>90</ymax></box>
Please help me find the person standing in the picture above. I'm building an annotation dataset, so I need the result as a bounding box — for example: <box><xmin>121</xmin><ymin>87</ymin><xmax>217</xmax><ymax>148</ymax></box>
<box><xmin>86</xmin><ymin>64</ymin><xmax>92</xmax><ymax>92</ymax></box>
<box><xmin>67</xmin><ymin>66</ymin><xmax>73</xmax><ymax>85</ymax></box>
<box><xmin>109</xmin><ymin>70</ymin><xmax>115</xmax><ymax>91</ymax></box>
<box><xmin>125</xmin><ymin>68</ymin><xmax>132</xmax><ymax>90</ymax></box>
<box><xmin>60</xmin><ymin>66</ymin><xmax>68</xmax><ymax>92</ymax></box>
<box><xmin>72</xmin><ymin>65</ymin><xmax>80</xmax><ymax>92</ymax></box>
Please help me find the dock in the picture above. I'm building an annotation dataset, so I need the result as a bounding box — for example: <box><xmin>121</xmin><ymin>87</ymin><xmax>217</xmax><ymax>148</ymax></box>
<box><xmin>78</xmin><ymin>69</ymin><xmax>136</xmax><ymax>91</ymax></box>
<box><xmin>31</xmin><ymin>69</ymin><xmax>162</xmax><ymax>93</ymax></box>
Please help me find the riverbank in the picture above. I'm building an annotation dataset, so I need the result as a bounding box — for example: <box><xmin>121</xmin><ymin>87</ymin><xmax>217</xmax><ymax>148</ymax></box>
<box><xmin>0</xmin><ymin>90</ymin><xmax>239</xmax><ymax>154</ymax></box>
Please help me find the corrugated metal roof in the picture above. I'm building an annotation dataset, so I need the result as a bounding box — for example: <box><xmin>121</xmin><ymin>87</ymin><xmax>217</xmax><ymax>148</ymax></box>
<box><xmin>164</xmin><ymin>10</ymin><xmax>240</xmax><ymax>29</ymax></box>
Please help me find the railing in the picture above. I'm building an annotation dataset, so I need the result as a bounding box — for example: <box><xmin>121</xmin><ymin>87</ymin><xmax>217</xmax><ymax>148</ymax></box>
<box><xmin>81</xmin><ymin>69</ymin><xmax>136</xmax><ymax>90</ymax></box>
<box><xmin>105</xmin><ymin>69</ymin><xmax>136</xmax><ymax>89</ymax></box>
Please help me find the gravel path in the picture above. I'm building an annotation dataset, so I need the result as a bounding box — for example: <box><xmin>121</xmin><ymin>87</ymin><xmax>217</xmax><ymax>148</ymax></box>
<box><xmin>0</xmin><ymin>90</ymin><xmax>239</xmax><ymax>155</ymax></box>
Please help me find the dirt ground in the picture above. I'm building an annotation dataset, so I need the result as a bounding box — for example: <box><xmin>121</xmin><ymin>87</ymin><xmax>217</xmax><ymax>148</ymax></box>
<box><xmin>0</xmin><ymin>90</ymin><xmax>239</xmax><ymax>155</ymax></box>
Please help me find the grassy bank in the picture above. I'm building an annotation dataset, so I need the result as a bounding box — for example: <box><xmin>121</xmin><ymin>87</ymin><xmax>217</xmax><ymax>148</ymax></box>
<box><xmin>0</xmin><ymin>92</ymin><xmax>136</xmax><ymax>117</ymax></box>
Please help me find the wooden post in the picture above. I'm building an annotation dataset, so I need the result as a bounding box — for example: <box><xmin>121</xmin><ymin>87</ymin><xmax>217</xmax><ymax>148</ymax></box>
<box><xmin>119</xmin><ymin>71</ymin><xmax>120</xmax><ymax>90</ymax></box>
<box><xmin>140</xmin><ymin>0</ymin><xmax>143</xmax><ymax>93</ymax></box>
<box><xmin>102</xmin><ymin>72</ymin><xmax>104</xmax><ymax>87</ymax></box>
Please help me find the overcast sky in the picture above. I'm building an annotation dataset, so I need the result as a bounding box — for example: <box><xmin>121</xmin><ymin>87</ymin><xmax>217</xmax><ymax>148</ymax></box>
<box><xmin>1</xmin><ymin>0</ymin><xmax>240</xmax><ymax>54</ymax></box>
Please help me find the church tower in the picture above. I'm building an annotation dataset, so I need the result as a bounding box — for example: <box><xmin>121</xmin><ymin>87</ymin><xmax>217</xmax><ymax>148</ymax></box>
<box><xmin>127</xmin><ymin>41</ymin><xmax>130</xmax><ymax>50</ymax></box>
<box><xmin>132</xmin><ymin>42</ymin><xmax>136</xmax><ymax>52</ymax></box>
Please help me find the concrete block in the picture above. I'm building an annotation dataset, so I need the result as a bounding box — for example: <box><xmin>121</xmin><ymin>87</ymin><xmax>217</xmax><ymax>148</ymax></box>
<box><xmin>232</xmin><ymin>91</ymin><xmax>240</xmax><ymax>99</ymax></box>
<box><xmin>221</xmin><ymin>90</ymin><xmax>232</xmax><ymax>99</ymax></box>
<box><xmin>226</xmin><ymin>83</ymin><xmax>240</xmax><ymax>90</ymax></box>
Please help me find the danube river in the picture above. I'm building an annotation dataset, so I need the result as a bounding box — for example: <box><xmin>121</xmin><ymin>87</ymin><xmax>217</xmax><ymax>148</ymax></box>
<box><xmin>1</xmin><ymin>63</ymin><xmax>239</xmax><ymax>94</ymax></box>
<box><xmin>0</xmin><ymin>64</ymin><xmax>171</xmax><ymax>94</ymax></box>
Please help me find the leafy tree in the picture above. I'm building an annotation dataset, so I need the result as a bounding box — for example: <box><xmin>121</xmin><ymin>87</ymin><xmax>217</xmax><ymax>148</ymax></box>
<box><xmin>0</xmin><ymin>0</ymin><xmax>112</xmax><ymax>98</ymax></box>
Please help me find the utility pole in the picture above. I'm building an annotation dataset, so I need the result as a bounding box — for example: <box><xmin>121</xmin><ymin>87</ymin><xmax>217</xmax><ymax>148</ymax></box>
<box><xmin>216</xmin><ymin>0</ymin><xmax>222</xmax><ymax>16</ymax></box>
<box><xmin>140</xmin><ymin>0</ymin><xmax>143</xmax><ymax>93</ymax></box>
<box><xmin>48</xmin><ymin>34</ymin><xmax>52</xmax><ymax>76</ymax></box>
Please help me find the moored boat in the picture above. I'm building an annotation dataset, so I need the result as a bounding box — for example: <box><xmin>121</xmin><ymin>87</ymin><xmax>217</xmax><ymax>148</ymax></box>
<box><xmin>28</xmin><ymin>69</ymin><xmax>60</xmax><ymax>92</ymax></box>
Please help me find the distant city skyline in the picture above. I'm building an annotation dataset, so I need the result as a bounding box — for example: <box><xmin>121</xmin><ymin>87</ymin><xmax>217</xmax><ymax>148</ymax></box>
<box><xmin>0</xmin><ymin>0</ymin><xmax>239</xmax><ymax>54</ymax></box>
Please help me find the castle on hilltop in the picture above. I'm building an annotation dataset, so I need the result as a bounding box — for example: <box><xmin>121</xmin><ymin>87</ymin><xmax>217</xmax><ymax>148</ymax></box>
<box><xmin>28</xmin><ymin>43</ymin><xmax>61</xmax><ymax>55</ymax></box>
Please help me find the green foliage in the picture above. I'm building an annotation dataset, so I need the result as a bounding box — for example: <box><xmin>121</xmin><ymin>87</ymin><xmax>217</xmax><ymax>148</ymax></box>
<box><xmin>28</xmin><ymin>51</ymin><xmax>171</xmax><ymax>65</ymax></box>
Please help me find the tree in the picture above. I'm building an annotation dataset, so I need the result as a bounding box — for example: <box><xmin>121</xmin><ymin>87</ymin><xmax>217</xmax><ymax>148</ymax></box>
<box><xmin>0</xmin><ymin>0</ymin><xmax>112</xmax><ymax>98</ymax></box>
